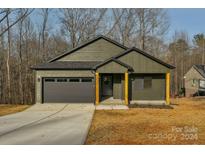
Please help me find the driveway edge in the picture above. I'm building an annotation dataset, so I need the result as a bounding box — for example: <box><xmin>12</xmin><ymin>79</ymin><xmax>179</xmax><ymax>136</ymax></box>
<box><xmin>81</xmin><ymin>108</ymin><xmax>95</xmax><ymax>145</ymax></box>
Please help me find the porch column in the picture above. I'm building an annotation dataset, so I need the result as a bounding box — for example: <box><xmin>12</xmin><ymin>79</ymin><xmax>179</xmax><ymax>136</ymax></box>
<box><xmin>95</xmin><ymin>72</ymin><xmax>100</xmax><ymax>105</ymax></box>
<box><xmin>166</xmin><ymin>72</ymin><xmax>170</xmax><ymax>105</ymax></box>
<box><xmin>125</xmin><ymin>72</ymin><xmax>129</xmax><ymax>105</ymax></box>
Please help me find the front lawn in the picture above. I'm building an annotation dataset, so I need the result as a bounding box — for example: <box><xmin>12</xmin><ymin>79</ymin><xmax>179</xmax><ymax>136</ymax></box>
<box><xmin>86</xmin><ymin>98</ymin><xmax>205</xmax><ymax>144</ymax></box>
<box><xmin>0</xmin><ymin>104</ymin><xmax>31</xmax><ymax>116</ymax></box>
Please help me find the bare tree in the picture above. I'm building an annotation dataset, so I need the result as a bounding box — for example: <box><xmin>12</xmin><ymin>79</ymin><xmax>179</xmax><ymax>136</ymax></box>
<box><xmin>39</xmin><ymin>8</ymin><xmax>50</xmax><ymax>61</ymax></box>
<box><xmin>16</xmin><ymin>9</ymin><xmax>29</xmax><ymax>104</ymax></box>
<box><xmin>135</xmin><ymin>9</ymin><xmax>169</xmax><ymax>51</ymax></box>
<box><xmin>109</xmin><ymin>9</ymin><xmax>136</xmax><ymax>46</ymax></box>
<box><xmin>59</xmin><ymin>8</ymin><xmax>107</xmax><ymax>48</ymax></box>
<box><xmin>168</xmin><ymin>31</ymin><xmax>189</xmax><ymax>96</ymax></box>
<box><xmin>106</xmin><ymin>9</ymin><xmax>125</xmax><ymax>37</ymax></box>
<box><xmin>5</xmin><ymin>9</ymin><xmax>11</xmax><ymax>103</ymax></box>
<box><xmin>0</xmin><ymin>9</ymin><xmax>34</xmax><ymax>37</ymax></box>
<box><xmin>193</xmin><ymin>33</ymin><xmax>205</xmax><ymax>64</ymax></box>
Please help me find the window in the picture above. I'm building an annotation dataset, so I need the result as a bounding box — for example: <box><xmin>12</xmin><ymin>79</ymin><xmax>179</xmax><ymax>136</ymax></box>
<box><xmin>135</xmin><ymin>78</ymin><xmax>144</xmax><ymax>90</ymax></box>
<box><xmin>69</xmin><ymin>78</ymin><xmax>80</xmax><ymax>82</ymax></box>
<box><xmin>45</xmin><ymin>78</ymin><xmax>55</xmax><ymax>82</ymax></box>
<box><xmin>103</xmin><ymin>76</ymin><xmax>112</xmax><ymax>85</ymax></box>
<box><xmin>82</xmin><ymin>78</ymin><xmax>92</xmax><ymax>82</ymax></box>
<box><xmin>192</xmin><ymin>79</ymin><xmax>197</xmax><ymax>87</ymax></box>
<box><xmin>57</xmin><ymin>78</ymin><xmax>67</xmax><ymax>82</ymax></box>
<box><xmin>133</xmin><ymin>76</ymin><xmax>152</xmax><ymax>90</ymax></box>
<box><xmin>144</xmin><ymin>77</ymin><xmax>152</xmax><ymax>89</ymax></box>
<box><xmin>199</xmin><ymin>80</ymin><xmax>205</xmax><ymax>89</ymax></box>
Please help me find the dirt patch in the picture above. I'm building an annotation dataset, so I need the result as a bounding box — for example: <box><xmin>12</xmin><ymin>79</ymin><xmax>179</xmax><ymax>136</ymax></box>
<box><xmin>0</xmin><ymin>104</ymin><xmax>31</xmax><ymax>116</ymax></box>
<box><xmin>86</xmin><ymin>98</ymin><xmax>205</xmax><ymax>144</ymax></box>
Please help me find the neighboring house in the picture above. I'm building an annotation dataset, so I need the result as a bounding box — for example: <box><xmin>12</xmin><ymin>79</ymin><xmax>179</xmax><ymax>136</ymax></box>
<box><xmin>184</xmin><ymin>65</ymin><xmax>205</xmax><ymax>97</ymax></box>
<box><xmin>32</xmin><ymin>35</ymin><xmax>175</xmax><ymax>105</ymax></box>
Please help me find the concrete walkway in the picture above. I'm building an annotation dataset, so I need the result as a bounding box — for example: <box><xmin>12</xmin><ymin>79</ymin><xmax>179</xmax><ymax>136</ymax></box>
<box><xmin>96</xmin><ymin>105</ymin><xmax>129</xmax><ymax>110</ymax></box>
<box><xmin>0</xmin><ymin>103</ymin><xmax>95</xmax><ymax>145</ymax></box>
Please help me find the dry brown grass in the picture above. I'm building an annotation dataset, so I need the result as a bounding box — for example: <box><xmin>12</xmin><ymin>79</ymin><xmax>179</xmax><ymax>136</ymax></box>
<box><xmin>0</xmin><ymin>104</ymin><xmax>31</xmax><ymax>116</ymax></box>
<box><xmin>86</xmin><ymin>98</ymin><xmax>205</xmax><ymax>145</ymax></box>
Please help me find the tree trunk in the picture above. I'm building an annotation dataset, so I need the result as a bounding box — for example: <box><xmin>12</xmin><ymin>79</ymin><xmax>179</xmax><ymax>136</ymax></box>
<box><xmin>19</xmin><ymin>17</ymin><xmax>24</xmax><ymax>104</ymax></box>
<box><xmin>6</xmin><ymin>11</ymin><xmax>11</xmax><ymax>103</ymax></box>
<box><xmin>203</xmin><ymin>41</ymin><xmax>205</xmax><ymax>64</ymax></box>
<box><xmin>139</xmin><ymin>9</ymin><xmax>145</xmax><ymax>50</ymax></box>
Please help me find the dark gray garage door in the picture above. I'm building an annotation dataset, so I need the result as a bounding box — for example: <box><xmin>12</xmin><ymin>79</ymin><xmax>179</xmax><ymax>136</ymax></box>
<box><xmin>43</xmin><ymin>77</ymin><xmax>94</xmax><ymax>103</ymax></box>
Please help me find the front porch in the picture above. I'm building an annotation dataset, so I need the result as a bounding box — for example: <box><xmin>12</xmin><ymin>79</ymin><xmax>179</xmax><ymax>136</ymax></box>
<box><xmin>93</xmin><ymin>58</ymin><xmax>171</xmax><ymax>106</ymax></box>
<box><xmin>95</xmin><ymin>73</ymin><xmax>129</xmax><ymax>105</ymax></box>
<box><xmin>95</xmin><ymin>72</ymin><xmax>171</xmax><ymax>106</ymax></box>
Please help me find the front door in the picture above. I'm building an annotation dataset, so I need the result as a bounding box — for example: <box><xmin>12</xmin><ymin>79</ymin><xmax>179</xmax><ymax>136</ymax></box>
<box><xmin>102</xmin><ymin>75</ymin><xmax>113</xmax><ymax>96</ymax></box>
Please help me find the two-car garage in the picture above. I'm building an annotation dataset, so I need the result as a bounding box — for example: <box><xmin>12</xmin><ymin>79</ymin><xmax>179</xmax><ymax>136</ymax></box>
<box><xmin>42</xmin><ymin>77</ymin><xmax>95</xmax><ymax>103</ymax></box>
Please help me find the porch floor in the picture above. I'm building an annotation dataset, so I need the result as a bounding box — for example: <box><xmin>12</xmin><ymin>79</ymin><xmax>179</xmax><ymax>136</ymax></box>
<box><xmin>100</xmin><ymin>97</ymin><xmax>125</xmax><ymax>105</ymax></box>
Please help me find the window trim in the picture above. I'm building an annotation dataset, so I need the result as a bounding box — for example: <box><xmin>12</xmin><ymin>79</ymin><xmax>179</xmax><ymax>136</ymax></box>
<box><xmin>69</xmin><ymin>78</ymin><xmax>80</xmax><ymax>82</ymax></box>
<box><xmin>81</xmin><ymin>78</ymin><xmax>92</xmax><ymax>82</ymax></box>
<box><xmin>45</xmin><ymin>78</ymin><xmax>55</xmax><ymax>82</ymax></box>
<box><xmin>57</xmin><ymin>78</ymin><xmax>67</xmax><ymax>82</ymax></box>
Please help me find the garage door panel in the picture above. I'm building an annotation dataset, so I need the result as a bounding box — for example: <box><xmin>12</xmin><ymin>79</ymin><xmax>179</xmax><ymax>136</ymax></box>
<box><xmin>43</xmin><ymin>78</ymin><xmax>94</xmax><ymax>103</ymax></box>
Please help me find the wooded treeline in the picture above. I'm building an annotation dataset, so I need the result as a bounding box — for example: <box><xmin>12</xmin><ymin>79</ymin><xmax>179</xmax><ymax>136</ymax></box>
<box><xmin>0</xmin><ymin>8</ymin><xmax>204</xmax><ymax>104</ymax></box>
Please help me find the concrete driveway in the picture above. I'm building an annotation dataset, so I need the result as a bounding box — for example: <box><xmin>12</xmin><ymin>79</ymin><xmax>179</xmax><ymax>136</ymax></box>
<box><xmin>0</xmin><ymin>103</ymin><xmax>95</xmax><ymax>145</ymax></box>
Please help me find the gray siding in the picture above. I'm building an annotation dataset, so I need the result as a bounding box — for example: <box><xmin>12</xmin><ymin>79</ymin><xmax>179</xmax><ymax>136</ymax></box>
<box><xmin>97</xmin><ymin>61</ymin><xmax>128</xmax><ymax>73</ymax></box>
<box><xmin>184</xmin><ymin>66</ymin><xmax>205</xmax><ymax>97</ymax></box>
<box><xmin>113</xmin><ymin>74</ymin><xmax>123</xmax><ymax>99</ymax></box>
<box><xmin>35</xmin><ymin>70</ymin><xmax>94</xmax><ymax>103</ymax></box>
<box><xmin>130</xmin><ymin>74</ymin><xmax>165</xmax><ymax>100</ymax></box>
<box><xmin>58</xmin><ymin>39</ymin><xmax>125</xmax><ymax>61</ymax></box>
<box><xmin>118</xmin><ymin>51</ymin><xmax>170</xmax><ymax>73</ymax></box>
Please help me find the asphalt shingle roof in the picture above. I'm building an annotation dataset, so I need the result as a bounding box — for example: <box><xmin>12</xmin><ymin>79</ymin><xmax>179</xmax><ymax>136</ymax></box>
<box><xmin>32</xmin><ymin>61</ymin><xmax>102</xmax><ymax>70</ymax></box>
<box><xmin>194</xmin><ymin>64</ymin><xmax>205</xmax><ymax>78</ymax></box>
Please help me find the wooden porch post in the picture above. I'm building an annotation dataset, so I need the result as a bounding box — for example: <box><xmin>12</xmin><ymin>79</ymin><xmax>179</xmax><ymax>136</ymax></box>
<box><xmin>125</xmin><ymin>72</ymin><xmax>129</xmax><ymax>105</ymax></box>
<box><xmin>95</xmin><ymin>72</ymin><xmax>100</xmax><ymax>105</ymax></box>
<box><xmin>166</xmin><ymin>72</ymin><xmax>170</xmax><ymax>105</ymax></box>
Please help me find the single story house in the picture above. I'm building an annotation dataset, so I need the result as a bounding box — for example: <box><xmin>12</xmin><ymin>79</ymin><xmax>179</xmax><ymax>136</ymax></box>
<box><xmin>184</xmin><ymin>64</ymin><xmax>205</xmax><ymax>97</ymax></box>
<box><xmin>32</xmin><ymin>35</ymin><xmax>175</xmax><ymax>105</ymax></box>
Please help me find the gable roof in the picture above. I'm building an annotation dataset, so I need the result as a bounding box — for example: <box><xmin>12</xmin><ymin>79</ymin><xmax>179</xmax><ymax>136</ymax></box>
<box><xmin>32</xmin><ymin>61</ymin><xmax>102</xmax><ymax>70</ymax></box>
<box><xmin>193</xmin><ymin>64</ymin><xmax>205</xmax><ymax>78</ymax></box>
<box><xmin>92</xmin><ymin>58</ymin><xmax>133</xmax><ymax>71</ymax></box>
<box><xmin>113</xmin><ymin>47</ymin><xmax>175</xmax><ymax>69</ymax></box>
<box><xmin>32</xmin><ymin>36</ymin><xmax>175</xmax><ymax>71</ymax></box>
<box><xmin>48</xmin><ymin>35</ymin><xmax>128</xmax><ymax>63</ymax></box>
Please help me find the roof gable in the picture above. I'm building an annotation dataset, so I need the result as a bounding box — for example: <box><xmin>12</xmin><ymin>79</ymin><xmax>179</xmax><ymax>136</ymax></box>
<box><xmin>193</xmin><ymin>65</ymin><xmax>205</xmax><ymax>78</ymax></box>
<box><xmin>114</xmin><ymin>47</ymin><xmax>175</xmax><ymax>69</ymax></box>
<box><xmin>94</xmin><ymin>58</ymin><xmax>133</xmax><ymax>73</ymax></box>
<box><xmin>49</xmin><ymin>35</ymin><xmax>128</xmax><ymax>62</ymax></box>
<box><xmin>93</xmin><ymin>58</ymin><xmax>133</xmax><ymax>71</ymax></box>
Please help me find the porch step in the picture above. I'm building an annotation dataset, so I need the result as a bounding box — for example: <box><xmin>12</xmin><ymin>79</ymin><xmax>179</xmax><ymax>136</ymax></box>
<box><xmin>95</xmin><ymin>105</ymin><xmax>129</xmax><ymax>110</ymax></box>
<box><xmin>130</xmin><ymin>100</ymin><xmax>166</xmax><ymax>105</ymax></box>
<box><xmin>100</xmin><ymin>102</ymin><xmax>125</xmax><ymax>105</ymax></box>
